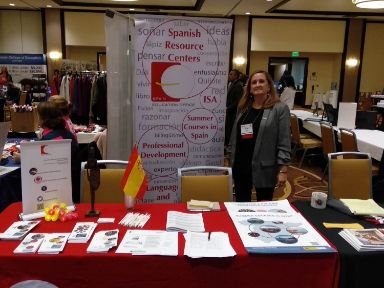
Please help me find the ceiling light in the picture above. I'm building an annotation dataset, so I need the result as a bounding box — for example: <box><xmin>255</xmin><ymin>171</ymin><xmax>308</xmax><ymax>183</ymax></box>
<box><xmin>233</xmin><ymin>56</ymin><xmax>246</xmax><ymax>65</ymax></box>
<box><xmin>346</xmin><ymin>58</ymin><xmax>359</xmax><ymax>67</ymax></box>
<box><xmin>47</xmin><ymin>5</ymin><xmax>52</xmax><ymax>8</ymax></box>
<box><xmin>245</xmin><ymin>12</ymin><xmax>251</xmax><ymax>15</ymax></box>
<box><xmin>111</xmin><ymin>0</ymin><xmax>138</xmax><ymax>2</ymax></box>
<box><xmin>9</xmin><ymin>3</ymin><xmax>15</xmax><ymax>6</ymax></box>
<box><xmin>129</xmin><ymin>8</ymin><xmax>135</xmax><ymax>11</ymax></box>
<box><xmin>353</xmin><ymin>0</ymin><xmax>384</xmax><ymax>9</ymax></box>
<box><xmin>49</xmin><ymin>51</ymin><xmax>62</xmax><ymax>60</ymax></box>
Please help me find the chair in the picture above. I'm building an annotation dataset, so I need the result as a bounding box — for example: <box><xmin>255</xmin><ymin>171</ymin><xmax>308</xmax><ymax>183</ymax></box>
<box><xmin>178</xmin><ymin>166</ymin><xmax>233</xmax><ymax>203</ymax></box>
<box><xmin>328</xmin><ymin>152</ymin><xmax>372</xmax><ymax>200</ymax></box>
<box><xmin>290</xmin><ymin>113</ymin><xmax>322</xmax><ymax>168</ymax></box>
<box><xmin>80</xmin><ymin>160</ymin><xmax>128</xmax><ymax>203</ymax></box>
<box><xmin>320</xmin><ymin>121</ymin><xmax>336</xmax><ymax>179</ymax></box>
<box><xmin>339</xmin><ymin>128</ymin><xmax>380</xmax><ymax>175</ymax></box>
<box><xmin>339</xmin><ymin>128</ymin><xmax>358</xmax><ymax>152</ymax></box>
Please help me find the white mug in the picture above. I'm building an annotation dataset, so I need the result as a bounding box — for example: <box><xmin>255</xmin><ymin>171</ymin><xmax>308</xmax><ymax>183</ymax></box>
<box><xmin>311</xmin><ymin>192</ymin><xmax>328</xmax><ymax>209</ymax></box>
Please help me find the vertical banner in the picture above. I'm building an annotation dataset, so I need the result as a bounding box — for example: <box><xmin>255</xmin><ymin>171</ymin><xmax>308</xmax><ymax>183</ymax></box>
<box><xmin>135</xmin><ymin>15</ymin><xmax>232</xmax><ymax>203</ymax></box>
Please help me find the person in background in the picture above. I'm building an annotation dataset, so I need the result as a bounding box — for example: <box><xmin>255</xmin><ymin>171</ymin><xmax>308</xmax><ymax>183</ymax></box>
<box><xmin>225</xmin><ymin>69</ymin><xmax>244</xmax><ymax>147</ymax></box>
<box><xmin>19</xmin><ymin>79</ymin><xmax>34</xmax><ymax>105</ymax></box>
<box><xmin>50</xmin><ymin>69</ymin><xmax>61</xmax><ymax>96</ymax></box>
<box><xmin>0</xmin><ymin>67</ymin><xmax>12</xmax><ymax>121</ymax></box>
<box><xmin>228</xmin><ymin>70</ymin><xmax>291</xmax><ymax>202</ymax></box>
<box><xmin>279</xmin><ymin>75</ymin><xmax>296</xmax><ymax>110</ymax></box>
<box><xmin>49</xmin><ymin>95</ymin><xmax>77</xmax><ymax>142</ymax></box>
<box><xmin>0</xmin><ymin>67</ymin><xmax>12</xmax><ymax>85</ymax></box>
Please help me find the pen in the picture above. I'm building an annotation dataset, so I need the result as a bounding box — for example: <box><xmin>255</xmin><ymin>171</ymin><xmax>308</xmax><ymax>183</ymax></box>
<box><xmin>208</xmin><ymin>232</ymin><xmax>211</xmax><ymax>241</ymax></box>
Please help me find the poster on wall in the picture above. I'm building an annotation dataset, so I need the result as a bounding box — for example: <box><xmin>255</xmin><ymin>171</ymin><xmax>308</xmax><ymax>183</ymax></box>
<box><xmin>134</xmin><ymin>14</ymin><xmax>232</xmax><ymax>203</ymax></box>
<box><xmin>0</xmin><ymin>53</ymin><xmax>47</xmax><ymax>101</ymax></box>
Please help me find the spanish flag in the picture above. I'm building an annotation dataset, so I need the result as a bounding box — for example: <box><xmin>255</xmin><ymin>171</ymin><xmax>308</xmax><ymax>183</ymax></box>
<box><xmin>121</xmin><ymin>145</ymin><xmax>148</xmax><ymax>200</ymax></box>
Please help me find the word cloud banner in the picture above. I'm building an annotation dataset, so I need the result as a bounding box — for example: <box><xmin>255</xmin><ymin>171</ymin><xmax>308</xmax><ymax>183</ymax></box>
<box><xmin>134</xmin><ymin>15</ymin><xmax>232</xmax><ymax>203</ymax></box>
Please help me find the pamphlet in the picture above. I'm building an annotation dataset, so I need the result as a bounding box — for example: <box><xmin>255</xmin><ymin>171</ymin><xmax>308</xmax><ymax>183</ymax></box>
<box><xmin>116</xmin><ymin>230</ymin><xmax>178</xmax><ymax>256</ymax></box>
<box><xmin>87</xmin><ymin>229</ymin><xmax>119</xmax><ymax>253</ymax></box>
<box><xmin>14</xmin><ymin>233</ymin><xmax>46</xmax><ymax>254</ymax></box>
<box><xmin>0</xmin><ymin>221</ymin><xmax>40</xmax><ymax>240</ymax></box>
<box><xmin>166</xmin><ymin>211</ymin><xmax>205</xmax><ymax>233</ymax></box>
<box><xmin>38</xmin><ymin>233</ymin><xmax>70</xmax><ymax>254</ymax></box>
<box><xmin>339</xmin><ymin>228</ymin><xmax>384</xmax><ymax>251</ymax></box>
<box><xmin>68</xmin><ymin>222</ymin><xmax>97</xmax><ymax>243</ymax></box>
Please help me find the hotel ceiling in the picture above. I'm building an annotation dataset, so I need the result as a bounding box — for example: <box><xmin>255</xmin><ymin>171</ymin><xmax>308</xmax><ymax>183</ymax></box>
<box><xmin>0</xmin><ymin>0</ymin><xmax>383</xmax><ymax>19</ymax></box>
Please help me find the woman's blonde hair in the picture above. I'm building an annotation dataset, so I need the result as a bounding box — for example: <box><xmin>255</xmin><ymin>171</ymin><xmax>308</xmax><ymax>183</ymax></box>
<box><xmin>49</xmin><ymin>95</ymin><xmax>70</xmax><ymax>116</ymax></box>
<box><xmin>237</xmin><ymin>70</ymin><xmax>280</xmax><ymax>113</ymax></box>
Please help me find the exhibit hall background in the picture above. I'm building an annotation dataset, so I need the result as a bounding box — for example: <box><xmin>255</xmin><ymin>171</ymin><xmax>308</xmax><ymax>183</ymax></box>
<box><xmin>1</xmin><ymin>10</ymin><xmax>384</xmax><ymax>124</ymax></box>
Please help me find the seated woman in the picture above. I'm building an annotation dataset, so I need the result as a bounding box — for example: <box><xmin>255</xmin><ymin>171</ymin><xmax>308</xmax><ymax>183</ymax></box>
<box><xmin>279</xmin><ymin>75</ymin><xmax>296</xmax><ymax>110</ymax></box>
<box><xmin>48</xmin><ymin>95</ymin><xmax>77</xmax><ymax>142</ymax></box>
<box><xmin>13</xmin><ymin>101</ymin><xmax>80</xmax><ymax>203</ymax></box>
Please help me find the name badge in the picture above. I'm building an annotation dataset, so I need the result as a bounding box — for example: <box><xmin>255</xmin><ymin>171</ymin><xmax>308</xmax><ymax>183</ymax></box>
<box><xmin>241</xmin><ymin>124</ymin><xmax>253</xmax><ymax>139</ymax></box>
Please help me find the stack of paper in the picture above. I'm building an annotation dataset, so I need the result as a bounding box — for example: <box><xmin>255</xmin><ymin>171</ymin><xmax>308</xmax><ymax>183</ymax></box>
<box><xmin>14</xmin><ymin>233</ymin><xmax>45</xmax><ymax>254</ymax></box>
<box><xmin>68</xmin><ymin>222</ymin><xmax>97</xmax><ymax>243</ymax></box>
<box><xmin>340</xmin><ymin>199</ymin><xmax>384</xmax><ymax>216</ymax></box>
<box><xmin>339</xmin><ymin>228</ymin><xmax>384</xmax><ymax>251</ymax></box>
<box><xmin>184</xmin><ymin>231</ymin><xmax>236</xmax><ymax>258</ymax></box>
<box><xmin>0</xmin><ymin>221</ymin><xmax>40</xmax><ymax>240</ymax></box>
<box><xmin>166</xmin><ymin>211</ymin><xmax>205</xmax><ymax>233</ymax></box>
<box><xmin>87</xmin><ymin>229</ymin><xmax>119</xmax><ymax>253</ymax></box>
<box><xmin>38</xmin><ymin>233</ymin><xmax>70</xmax><ymax>254</ymax></box>
<box><xmin>116</xmin><ymin>230</ymin><xmax>178</xmax><ymax>256</ymax></box>
<box><xmin>187</xmin><ymin>200</ymin><xmax>220</xmax><ymax>212</ymax></box>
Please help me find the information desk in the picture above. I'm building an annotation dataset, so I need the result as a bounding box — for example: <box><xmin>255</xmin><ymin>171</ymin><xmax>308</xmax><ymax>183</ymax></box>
<box><xmin>294</xmin><ymin>201</ymin><xmax>384</xmax><ymax>288</ymax></box>
<box><xmin>0</xmin><ymin>203</ymin><xmax>339</xmax><ymax>288</ymax></box>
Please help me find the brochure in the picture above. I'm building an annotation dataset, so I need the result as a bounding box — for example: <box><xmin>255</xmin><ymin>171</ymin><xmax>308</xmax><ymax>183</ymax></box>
<box><xmin>87</xmin><ymin>229</ymin><xmax>119</xmax><ymax>253</ymax></box>
<box><xmin>38</xmin><ymin>233</ymin><xmax>70</xmax><ymax>254</ymax></box>
<box><xmin>14</xmin><ymin>233</ymin><xmax>45</xmax><ymax>254</ymax></box>
<box><xmin>68</xmin><ymin>222</ymin><xmax>97</xmax><ymax>243</ymax></box>
<box><xmin>0</xmin><ymin>221</ymin><xmax>40</xmax><ymax>240</ymax></box>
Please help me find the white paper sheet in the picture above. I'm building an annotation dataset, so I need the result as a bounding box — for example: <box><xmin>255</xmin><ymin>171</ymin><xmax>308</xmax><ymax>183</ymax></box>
<box><xmin>184</xmin><ymin>231</ymin><xmax>236</xmax><ymax>258</ymax></box>
<box><xmin>116</xmin><ymin>230</ymin><xmax>178</xmax><ymax>256</ymax></box>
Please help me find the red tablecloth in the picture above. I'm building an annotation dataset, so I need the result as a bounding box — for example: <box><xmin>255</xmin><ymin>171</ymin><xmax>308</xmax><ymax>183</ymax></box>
<box><xmin>0</xmin><ymin>202</ymin><xmax>339</xmax><ymax>288</ymax></box>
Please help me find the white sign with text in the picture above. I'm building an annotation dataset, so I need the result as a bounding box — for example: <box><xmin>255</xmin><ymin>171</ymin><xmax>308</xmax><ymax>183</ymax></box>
<box><xmin>20</xmin><ymin>140</ymin><xmax>73</xmax><ymax>217</ymax></box>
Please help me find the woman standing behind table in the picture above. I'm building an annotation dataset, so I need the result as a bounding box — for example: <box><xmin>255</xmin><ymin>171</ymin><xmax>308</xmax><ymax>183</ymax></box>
<box><xmin>228</xmin><ymin>70</ymin><xmax>291</xmax><ymax>202</ymax></box>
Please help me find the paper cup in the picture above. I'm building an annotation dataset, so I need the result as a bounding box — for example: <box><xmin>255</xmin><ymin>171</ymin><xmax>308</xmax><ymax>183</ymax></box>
<box><xmin>311</xmin><ymin>192</ymin><xmax>328</xmax><ymax>209</ymax></box>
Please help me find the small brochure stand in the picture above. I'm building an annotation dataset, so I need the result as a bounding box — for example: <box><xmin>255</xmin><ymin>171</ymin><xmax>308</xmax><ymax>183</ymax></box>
<box><xmin>19</xmin><ymin>139</ymin><xmax>75</xmax><ymax>220</ymax></box>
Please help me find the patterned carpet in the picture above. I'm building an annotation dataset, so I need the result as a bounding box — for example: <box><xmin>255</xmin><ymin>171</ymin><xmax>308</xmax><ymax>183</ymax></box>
<box><xmin>272</xmin><ymin>165</ymin><xmax>328</xmax><ymax>202</ymax></box>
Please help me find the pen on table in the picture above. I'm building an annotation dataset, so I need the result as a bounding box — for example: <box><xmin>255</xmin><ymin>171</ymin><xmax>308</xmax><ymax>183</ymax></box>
<box><xmin>208</xmin><ymin>232</ymin><xmax>211</xmax><ymax>241</ymax></box>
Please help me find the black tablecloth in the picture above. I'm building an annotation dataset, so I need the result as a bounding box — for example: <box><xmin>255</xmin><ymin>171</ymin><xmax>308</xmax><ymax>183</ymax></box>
<box><xmin>294</xmin><ymin>201</ymin><xmax>384</xmax><ymax>288</ymax></box>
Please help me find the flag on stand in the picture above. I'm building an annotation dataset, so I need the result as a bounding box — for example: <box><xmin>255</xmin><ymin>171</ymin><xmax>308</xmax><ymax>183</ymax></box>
<box><xmin>121</xmin><ymin>145</ymin><xmax>148</xmax><ymax>200</ymax></box>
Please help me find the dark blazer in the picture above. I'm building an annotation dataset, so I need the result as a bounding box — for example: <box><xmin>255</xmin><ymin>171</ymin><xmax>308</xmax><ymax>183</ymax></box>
<box><xmin>226</xmin><ymin>79</ymin><xmax>244</xmax><ymax>112</ymax></box>
<box><xmin>229</xmin><ymin>101</ymin><xmax>291</xmax><ymax>187</ymax></box>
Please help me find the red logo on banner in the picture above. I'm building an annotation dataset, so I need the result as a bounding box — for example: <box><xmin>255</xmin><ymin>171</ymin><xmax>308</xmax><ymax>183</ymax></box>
<box><xmin>151</xmin><ymin>62</ymin><xmax>181</xmax><ymax>102</ymax></box>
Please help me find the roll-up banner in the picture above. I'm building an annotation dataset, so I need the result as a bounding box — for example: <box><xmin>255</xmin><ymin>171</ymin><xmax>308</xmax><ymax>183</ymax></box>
<box><xmin>134</xmin><ymin>15</ymin><xmax>232</xmax><ymax>203</ymax></box>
